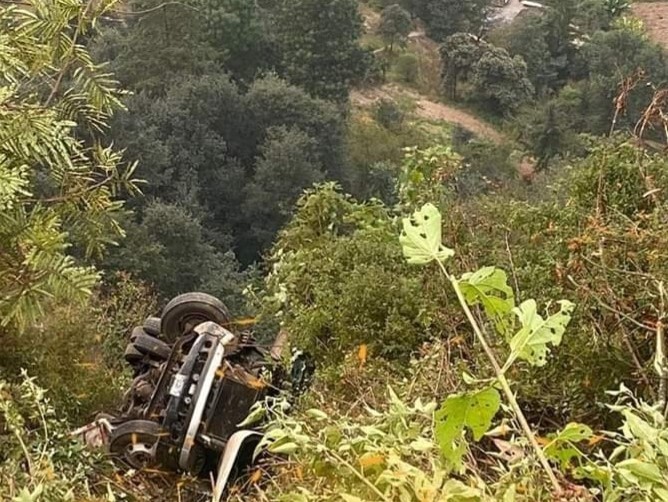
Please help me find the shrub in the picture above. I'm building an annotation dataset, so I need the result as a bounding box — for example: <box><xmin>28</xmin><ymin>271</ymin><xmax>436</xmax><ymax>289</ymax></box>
<box><xmin>394</xmin><ymin>52</ymin><xmax>419</xmax><ymax>84</ymax></box>
<box><xmin>0</xmin><ymin>274</ymin><xmax>156</xmax><ymax>423</ymax></box>
<box><xmin>0</xmin><ymin>374</ymin><xmax>117</xmax><ymax>501</ymax></box>
<box><xmin>441</xmin><ymin>138</ymin><xmax>668</xmax><ymax>426</ymax></box>
<box><xmin>260</xmin><ymin>184</ymin><xmax>440</xmax><ymax>364</ymax></box>
<box><xmin>373</xmin><ymin>98</ymin><xmax>406</xmax><ymax>131</ymax></box>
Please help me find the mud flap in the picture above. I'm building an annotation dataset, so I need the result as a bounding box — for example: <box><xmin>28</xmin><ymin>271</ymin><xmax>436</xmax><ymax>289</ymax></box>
<box><xmin>211</xmin><ymin>430</ymin><xmax>263</xmax><ymax>502</ymax></box>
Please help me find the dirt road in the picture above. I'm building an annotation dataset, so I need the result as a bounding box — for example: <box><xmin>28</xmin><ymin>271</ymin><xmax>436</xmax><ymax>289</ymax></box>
<box><xmin>632</xmin><ymin>2</ymin><xmax>668</xmax><ymax>51</ymax></box>
<box><xmin>351</xmin><ymin>85</ymin><xmax>505</xmax><ymax>144</ymax></box>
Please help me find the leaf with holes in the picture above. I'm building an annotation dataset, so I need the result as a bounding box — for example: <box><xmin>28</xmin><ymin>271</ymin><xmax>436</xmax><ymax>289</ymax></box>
<box><xmin>544</xmin><ymin>422</ymin><xmax>592</xmax><ymax>470</ymax></box>
<box><xmin>507</xmin><ymin>300</ymin><xmax>574</xmax><ymax>368</ymax></box>
<box><xmin>460</xmin><ymin>266</ymin><xmax>515</xmax><ymax>337</ymax></box>
<box><xmin>434</xmin><ymin>387</ymin><xmax>500</xmax><ymax>470</ymax></box>
<box><xmin>400</xmin><ymin>203</ymin><xmax>454</xmax><ymax>265</ymax></box>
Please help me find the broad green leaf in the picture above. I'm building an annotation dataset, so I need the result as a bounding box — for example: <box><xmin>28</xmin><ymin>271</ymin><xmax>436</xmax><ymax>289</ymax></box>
<box><xmin>441</xmin><ymin>479</ymin><xmax>482</xmax><ymax>500</ymax></box>
<box><xmin>237</xmin><ymin>401</ymin><xmax>266</xmax><ymax>427</ymax></box>
<box><xmin>549</xmin><ymin>422</ymin><xmax>593</xmax><ymax>443</ymax></box>
<box><xmin>507</xmin><ymin>299</ymin><xmax>574</xmax><ymax>368</ymax></box>
<box><xmin>459</xmin><ymin>267</ymin><xmax>515</xmax><ymax>337</ymax></box>
<box><xmin>409</xmin><ymin>437</ymin><xmax>434</xmax><ymax>452</ymax></box>
<box><xmin>400</xmin><ymin>203</ymin><xmax>454</xmax><ymax>265</ymax></box>
<box><xmin>544</xmin><ymin>422</ymin><xmax>592</xmax><ymax>470</ymax></box>
<box><xmin>616</xmin><ymin>459</ymin><xmax>664</xmax><ymax>484</ymax></box>
<box><xmin>434</xmin><ymin>387</ymin><xmax>501</xmax><ymax>469</ymax></box>
<box><xmin>269</xmin><ymin>441</ymin><xmax>300</xmax><ymax>455</ymax></box>
<box><xmin>622</xmin><ymin>409</ymin><xmax>658</xmax><ymax>442</ymax></box>
<box><xmin>305</xmin><ymin>408</ymin><xmax>328</xmax><ymax>420</ymax></box>
<box><xmin>341</xmin><ymin>495</ymin><xmax>365</xmax><ymax>502</ymax></box>
<box><xmin>654</xmin><ymin>487</ymin><xmax>668</xmax><ymax>502</ymax></box>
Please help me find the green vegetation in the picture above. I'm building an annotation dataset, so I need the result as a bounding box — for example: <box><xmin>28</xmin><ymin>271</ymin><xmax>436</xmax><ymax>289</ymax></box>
<box><xmin>0</xmin><ymin>0</ymin><xmax>138</xmax><ymax>327</ymax></box>
<box><xmin>2</xmin><ymin>0</ymin><xmax>668</xmax><ymax>500</ymax></box>
<box><xmin>377</xmin><ymin>4</ymin><xmax>412</xmax><ymax>53</ymax></box>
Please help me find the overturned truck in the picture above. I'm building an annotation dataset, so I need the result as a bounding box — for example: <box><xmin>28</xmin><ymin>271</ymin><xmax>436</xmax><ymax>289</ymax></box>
<box><xmin>74</xmin><ymin>292</ymin><xmax>313</xmax><ymax>501</ymax></box>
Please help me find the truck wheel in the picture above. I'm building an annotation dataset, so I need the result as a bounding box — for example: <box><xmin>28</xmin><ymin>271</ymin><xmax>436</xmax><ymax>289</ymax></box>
<box><xmin>133</xmin><ymin>332</ymin><xmax>171</xmax><ymax>360</ymax></box>
<box><xmin>161</xmin><ymin>292</ymin><xmax>231</xmax><ymax>342</ymax></box>
<box><xmin>143</xmin><ymin>316</ymin><xmax>161</xmax><ymax>337</ymax></box>
<box><xmin>124</xmin><ymin>344</ymin><xmax>144</xmax><ymax>364</ymax></box>
<box><xmin>109</xmin><ymin>420</ymin><xmax>164</xmax><ymax>469</ymax></box>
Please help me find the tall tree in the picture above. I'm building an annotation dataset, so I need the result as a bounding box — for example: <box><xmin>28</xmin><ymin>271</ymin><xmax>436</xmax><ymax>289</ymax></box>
<box><xmin>0</xmin><ymin>0</ymin><xmax>138</xmax><ymax>327</ymax></box>
<box><xmin>440</xmin><ymin>33</ymin><xmax>489</xmax><ymax>100</ymax></box>
<box><xmin>109</xmin><ymin>73</ymin><xmax>348</xmax><ymax>265</ymax></box>
<box><xmin>407</xmin><ymin>0</ymin><xmax>490</xmax><ymax>42</ymax></box>
<box><xmin>199</xmin><ymin>0</ymin><xmax>277</xmax><ymax>81</ymax></box>
<box><xmin>242</xmin><ymin>127</ymin><xmax>324</xmax><ymax>257</ymax></box>
<box><xmin>377</xmin><ymin>4</ymin><xmax>412</xmax><ymax>53</ymax></box>
<box><xmin>243</xmin><ymin>75</ymin><xmax>346</xmax><ymax>179</ymax></box>
<box><xmin>271</xmin><ymin>0</ymin><xmax>368</xmax><ymax>102</ymax></box>
<box><xmin>92</xmin><ymin>0</ymin><xmax>212</xmax><ymax>95</ymax></box>
<box><xmin>103</xmin><ymin>202</ymin><xmax>248</xmax><ymax>310</ymax></box>
<box><xmin>578</xmin><ymin>26</ymin><xmax>668</xmax><ymax>134</ymax></box>
<box><xmin>472</xmin><ymin>47</ymin><xmax>534</xmax><ymax>115</ymax></box>
<box><xmin>495</xmin><ymin>15</ymin><xmax>557</xmax><ymax>94</ymax></box>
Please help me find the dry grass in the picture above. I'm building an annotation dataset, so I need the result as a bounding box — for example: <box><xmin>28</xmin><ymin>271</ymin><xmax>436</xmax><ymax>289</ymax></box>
<box><xmin>632</xmin><ymin>2</ymin><xmax>668</xmax><ymax>50</ymax></box>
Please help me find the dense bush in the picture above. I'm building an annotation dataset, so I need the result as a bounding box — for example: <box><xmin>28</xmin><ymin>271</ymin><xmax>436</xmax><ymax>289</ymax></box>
<box><xmin>373</xmin><ymin>99</ymin><xmax>406</xmax><ymax>130</ymax></box>
<box><xmin>260</xmin><ymin>184</ymin><xmax>442</xmax><ymax>364</ymax></box>
<box><xmin>441</xmin><ymin>138</ymin><xmax>668</xmax><ymax>425</ymax></box>
<box><xmin>393</xmin><ymin>52</ymin><xmax>420</xmax><ymax>84</ymax></box>
<box><xmin>0</xmin><ymin>275</ymin><xmax>156</xmax><ymax>422</ymax></box>
<box><xmin>0</xmin><ymin>375</ymin><xmax>117</xmax><ymax>501</ymax></box>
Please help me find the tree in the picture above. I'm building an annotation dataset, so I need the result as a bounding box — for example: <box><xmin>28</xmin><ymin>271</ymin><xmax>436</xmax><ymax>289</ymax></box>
<box><xmin>0</xmin><ymin>0</ymin><xmax>138</xmax><ymax>327</ymax></box>
<box><xmin>103</xmin><ymin>202</ymin><xmax>248</xmax><ymax>311</ymax></box>
<box><xmin>408</xmin><ymin>0</ymin><xmax>490</xmax><ymax>42</ymax></box>
<box><xmin>540</xmin><ymin>0</ymin><xmax>580</xmax><ymax>87</ymax></box>
<box><xmin>109</xmin><ymin>73</ymin><xmax>248</xmax><ymax>235</ymax></box>
<box><xmin>440</xmin><ymin>33</ymin><xmax>489</xmax><ymax>100</ymax></box>
<box><xmin>377</xmin><ymin>4</ymin><xmax>412</xmax><ymax>53</ymax></box>
<box><xmin>108</xmin><ymin>72</ymin><xmax>348</xmax><ymax>266</ymax></box>
<box><xmin>515</xmin><ymin>101</ymin><xmax>571</xmax><ymax>171</ymax></box>
<box><xmin>493</xmin><ymin>15</ymin><xmax>558</xmax><ymax>94</ymax></box>
<box><xmin>243</xmin><ymin>75</ymin><xmax>347</xmax><ymax>179</ymax></box>
<box><xmin>242</xmin><ymin>127</ymin><xmax>324</xmax><ymax>256</ymax></box>
<box><xmin>471</xmin><ymin>47</ymin><xmax>534</xmax><ymax>115</ymax></box>
<box><xmin>92</xmin><ymin>0</ymin><xmax>213</xmax><ymax>95</ymax></box>
<box><xmin>271</xmin><ymin>0</ymin><xmax>368</xmax><ymax>102</ymax></box>
<box><xmin>578</xmin><ymin>26</ymin><xmax>668</xmax><ymax>133</ymax></box>
<box><xmin>199</xmin><ymin>0</ymin><xmax>277</xmax><ymax>81</ymax></box>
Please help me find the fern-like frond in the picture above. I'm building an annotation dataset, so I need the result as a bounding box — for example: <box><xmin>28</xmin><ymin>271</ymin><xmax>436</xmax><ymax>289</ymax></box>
<box><xmin>0</xmin><ymin>0</ymin><xmax>137</xmax><ymax>327</ymax></box>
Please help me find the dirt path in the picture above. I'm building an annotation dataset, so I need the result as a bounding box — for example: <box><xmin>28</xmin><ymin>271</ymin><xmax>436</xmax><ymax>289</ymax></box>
<box><xmin>351</xmin><ymin>84</ymin><xmax>506</xmax><ymax>144</ymax></box>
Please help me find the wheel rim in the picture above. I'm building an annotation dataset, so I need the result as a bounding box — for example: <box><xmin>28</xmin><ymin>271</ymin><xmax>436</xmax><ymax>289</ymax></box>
<box><xmin>109</xmin><ymin>420</ymin><xmax>165</xmax><ymax>470</ymax></box>
<box><xmin>124</xmin><ymin>438</ymin><xmax>157</xmax><ymax>468</ymax></box>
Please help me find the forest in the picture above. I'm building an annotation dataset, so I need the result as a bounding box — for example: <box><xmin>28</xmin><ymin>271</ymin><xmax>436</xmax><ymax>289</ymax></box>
<box><xmin>1</xmin><ymin>0</ymin><xmax>668</xmax><ymax>500</ymax></box>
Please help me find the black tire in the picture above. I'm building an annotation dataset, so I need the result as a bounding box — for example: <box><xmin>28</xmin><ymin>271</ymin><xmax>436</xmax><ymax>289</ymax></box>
<box><xmin>133</xmin><ymin>333</ymin><xmax>171</xmax><ymax>360</ymax></box>
<box><xmin>109</xmin><ymin>420</ymin><xmax>164</xmax><ymax>469</ymax></box>
<box><xmin>124</xmin><ymin>344</ymin><xmax>144</xmax><ymax>364</ymax></box>
<box><xmin>143</xmin><ymin>316</ymin><xmax>161</xmax><ymax>337</ymax></box>
<box><xmin>130</xmin><ymin>326</ymin><xmax>145</xmax><ymax>343</ymax></box>
<box><xmin>161</xmin><ymin>292</ymin><xmax>231</xmax><ymax>342</ymax></box>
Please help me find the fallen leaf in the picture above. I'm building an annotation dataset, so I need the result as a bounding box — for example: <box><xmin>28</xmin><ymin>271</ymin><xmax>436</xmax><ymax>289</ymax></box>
<box><xmin>357</xmin><ymin>344</ymin><xmax>368</xmax><ymax>366</ymax></box>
